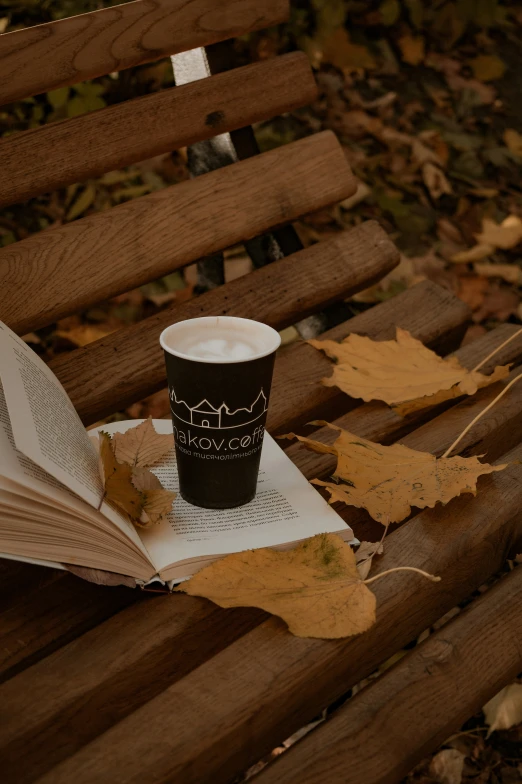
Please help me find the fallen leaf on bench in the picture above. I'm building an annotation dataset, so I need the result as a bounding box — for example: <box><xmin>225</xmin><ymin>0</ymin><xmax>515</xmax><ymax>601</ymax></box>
<box><xmin>180</xmin><ymin>533</ymin><xmax>440</xmax><ymax>639</ymax></box>
<box><xmin>309</xmin><ymin>327</ymin><xmax>510</xmax><ymax>414</ymax></box>
<box><xmin>483</xmin><ymin>683</ymin><xmax>522</xmax><ymax>736</ymax></box>
<box><xmin>429</xmin><ymin>748</ymin><xmax>465</xmax><ymax>784</ymax></box>
<box><xmin>355</xmin><ymin>540</ymin><xmax>384</xmax><ymax>579</ymax></box>
<box><xmin>99</xmin><ymin>432</ymin><xmax>144</xmax><ymax>519</ymax></box>
<box><xmin>113</xmin><ymin>416</ymin><xmax>174</xmax><ymax>468</ymax></box>
<box><xmin>180</xmin><ymin>533</ymin><xmax>376</xmax><ymax>639</ymax></box>
<box><xmin>281</xmin><ymin>424</ymin><xmax>505</xmax><ymax>524</ymax></box>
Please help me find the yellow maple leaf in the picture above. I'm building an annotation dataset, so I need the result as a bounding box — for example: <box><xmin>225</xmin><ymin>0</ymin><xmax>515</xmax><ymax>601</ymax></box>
<box><xmin>180</xmin><ymin>533</ymin><xmax>377</xmax><ymax>639</ymax></box>
<box><xmin>310</xmin><ymin>327</ymin><xmax>510</xmax><ymax>411</ymax></box>
<box><xmin>113</xmin><ymin>417</ymin><xmax>174</xmax><ymax>468</ymax></box>
<box><xmin>132</xmin><ymin>465</ymin><xmax>176</xmax><ymax>527</ymax></box>
<box><xmin>283</xmin><ymin>424</ymin><xmax>505</xmax><ymax>525</ymax></box>
<box><xmin>99</xmin><ymin>432</ymin><xmax>144</xmax><ymax>519</ymax></box>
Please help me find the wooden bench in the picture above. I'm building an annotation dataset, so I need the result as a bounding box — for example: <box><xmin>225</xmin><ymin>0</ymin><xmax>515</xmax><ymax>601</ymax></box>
<box><xmin>1</xmin><ymin>2</ymin><xmax>522</xmax><ymax>782</ymax></box>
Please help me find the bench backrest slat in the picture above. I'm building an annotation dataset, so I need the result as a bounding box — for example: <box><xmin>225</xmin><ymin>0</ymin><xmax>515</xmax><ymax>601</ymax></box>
<box><xmin>0</xmin><ymin>132</ymin><xmax>355</xmax><ymax>336</ymax></box>
<box><xmin>0</xmin><ymin>53</ymin><xmax>316</xmax><ymax>208</ymax></box>
<box><xmin>0</xmin><ymin>0</ymin><xmax>289</xmax><ymax>105</ymax></box>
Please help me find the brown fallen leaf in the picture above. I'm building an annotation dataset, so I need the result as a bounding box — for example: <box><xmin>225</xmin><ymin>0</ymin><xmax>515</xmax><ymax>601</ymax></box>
<box><xmin>282</xmin><ymin>424</ymin><xmax>505</xmax><ymax>525</ymax></box>
<box><xmin>476</xmin><ymin>215</ymin><xmax>522</xmax><ymax>250</ymax></box>
<box><xmin>99</xmin><ymin>432</ymin><xmax>144</xmax><ymax>519</ymax></box>
<box><xmin>398</xmin><ymin>34</ymin><xmax>425</xmax><ymax>66</ymax></box>
<box><xmin>113</xmin><ymin>417</ymin><xmax>174</xmax><ymax>468</ymax></box>
<box><xmin>473</xmin><ymin>262</ymin><xmax>522</xmax><ymax>285</ymax></box>
<box><xmin>310</xmin><ymin>327</ymin><xmax>510</xmax><ymax>411</ymax></box>
<box><xmin>54</xmin><ymin>324</ymin><xmax>115</xmax><ymax>347</ymax></box>
<box><xmin>429</xmin><ymin>748</ymin><xmax>465</xmax><ymax>784</ymax></box>
<box><xmin>483</xmin><ymin>683</ymin><xmax>522</xmax><ymax>736</ymax></box>
<box><xmin>504</xmin><ymin>129</ymin><xmax>522</xmax><ymax>158</ymax></box>
<box><xmin>451</xmin><ymin>244</ymin><xmax>495</xmax><ymax>263</ymax></box>
<box><xmin>132</xmin><ymin>465</ymin><xmax>176</xmax><ymax>527</ymax></box>
<box><xmin>422</xmin><ymin>162</ymin><xmax>453</xmax><ymax>200</ymax></box>
<box><xmin>321</xmin><ymin>28</ymin><xmax>377</xmax><ymax>71</ymax></box>
<box><xmin>468</xmin><ymin>54</ymin><xmax>506</xmax><ymax>82</ymax></box>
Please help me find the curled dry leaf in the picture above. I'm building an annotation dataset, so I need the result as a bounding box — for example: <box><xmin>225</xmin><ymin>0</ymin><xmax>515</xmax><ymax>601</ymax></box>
<box><xmin>282</xmin><ymin>424</ymin><xmax>505</xmax><ymax>525</ymax></box>
<box><xmin>113</xmin><ymin>416</ymin><xmax>174</xmax><ymax>468</ymax></box>
<box><xmin>483</xmin><ymin>683</ymin><xmax>522</xmax><ymax>736</ymax></box>
<box><xmin>181</xmin><ymin>533</ymin><xmax>377</xmax><ymax>639</ymax></box>
<box><xmin>310</xmin><ymin>327</ymin><xmax>510</xmax><ymax>414</ymax></box>
<box><xmin>429</xmin><ymin>748</ymin><xmax>465</xmax><ymax>784</ymax></box>
<box><xmin>132</xmin><ymin>465</ymin><xmax>176</xmax><ymax>527</ymax></box>
<box><xmin>99</xmin><ymin>432</ymin><xmax>144</xmax><ymax>519</ymax></box>
<box><xmin>355</xmin><ymin>540</ymin><xmax>384</xmax><ymax>579</ymax></box>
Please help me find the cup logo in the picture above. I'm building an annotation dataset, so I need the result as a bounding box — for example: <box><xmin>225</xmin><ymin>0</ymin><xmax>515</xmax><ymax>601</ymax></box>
<box><xmin>169</xmin><ymin>387</ymin><xmax>267</xmax><ymax>429</ymax></box>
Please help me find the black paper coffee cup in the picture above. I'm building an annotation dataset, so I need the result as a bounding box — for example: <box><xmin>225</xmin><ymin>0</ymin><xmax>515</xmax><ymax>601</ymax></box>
<box><xmin>160</xmin><ymin>317</ymin><xmax>281</xmax><ymax>509</ymax></box>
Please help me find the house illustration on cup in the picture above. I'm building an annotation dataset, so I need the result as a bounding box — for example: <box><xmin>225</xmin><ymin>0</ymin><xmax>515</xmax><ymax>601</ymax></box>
<box><xmin>169</xmin><ymin>388</ymin><xmax>268</xmax><ymax>429</ymax></box>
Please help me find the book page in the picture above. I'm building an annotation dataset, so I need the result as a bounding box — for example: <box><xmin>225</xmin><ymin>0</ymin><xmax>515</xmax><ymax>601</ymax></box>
<box><xmin>0</xmin><ymin>322</ymin><xmax>102</xmax><ymax>508</ymax></box>
<box><xmin>97</xmin><ymin>420</ymin><xmax>354</xmax><ymax>574</ymax></box>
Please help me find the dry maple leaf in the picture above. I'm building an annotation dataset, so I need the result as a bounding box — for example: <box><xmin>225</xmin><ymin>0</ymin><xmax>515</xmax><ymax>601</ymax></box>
<box><xmin>310</xmin><ymin>327</ymin><xmax>510</xmax><ymax>413</ymax></box>
<box><xmin>282</xmin><ymin>424</ymin><xmax>505</xmax><ymax>525</ymax></box>
<box><xmin>483</xmin><ymin>683</ymin><xmax>522</xmax><ymax>736</ymax></box>
<box><xmin>180</xmin><ymin>533</ymin><xmax>377</xmax><ymax>639</ymax></box>
<box><xmin>132</xmin><ymin>465</ymin><xmax>176</xmax><ymax>527</ymax></box>
<box><xmin>99</xmin><ymin>432</ymin><xmax>144</xmax><ymax>519</ymax></box>
<box><xmin>113</xmin><ymin>417</ymin><xmax>174</xmax><ymax>468</ymax></box>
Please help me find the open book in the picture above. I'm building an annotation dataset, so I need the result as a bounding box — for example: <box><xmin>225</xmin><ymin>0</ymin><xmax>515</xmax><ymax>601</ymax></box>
<box><xmin>0</xmin><ymin>322</ymin><xmax>354</xmax><ymax>585</ymax></box>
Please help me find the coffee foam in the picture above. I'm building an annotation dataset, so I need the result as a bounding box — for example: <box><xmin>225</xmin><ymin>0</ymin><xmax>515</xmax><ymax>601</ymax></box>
<box><xmin>160</xmin><ymin>317</ymin><xmax>281</xmax><ymax>364</ymax></box>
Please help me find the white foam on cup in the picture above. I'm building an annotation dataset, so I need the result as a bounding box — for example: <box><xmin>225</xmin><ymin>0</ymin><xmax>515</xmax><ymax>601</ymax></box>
<box><xmin>160</xmin><ymin>317</ymin><xmax>281</xmax><ymax>364</ymax></box>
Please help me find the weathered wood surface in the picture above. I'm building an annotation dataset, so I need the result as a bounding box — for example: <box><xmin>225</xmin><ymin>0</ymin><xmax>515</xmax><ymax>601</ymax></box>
<box><xmin>49</xmin><ymin>220</ymin><xmax>395</xmax><ymax>425</ymax></box>
<box><xmin>0</xmin><ymin>132</ymin><xmax>355</xmax><ymax>336</ymax></box>
<box><xmin>256</xmin><ymin>565</ymin><xmax>522</xmax><ymax>784</ymax></box>
<box><xmin>268</xmin><ymin>280</ymin><xmax>470</xmax><ymax>434</ymax></box>
<box><xmin>28</xmin><ymin>444</ymin><xmax>522</xmax><ymax>784</ymax></box>
<box><xmin>285</xmin><ymin>322</ymin><xmax>522</xmax><ymax>480</ymax></box>
<box><xmin>0</xmin><ymin>53</ymin><xmax>316</xmax><ymax>208</ymax></box>
<box><xmin>0</xmin><ymin>0</ymin><xmax>289</xmax><ymax>105</ymax></box>
<box><xmin>3</xmin><ymin>374</ymin><xmax>521</xmax><ymax>784</ymax></box>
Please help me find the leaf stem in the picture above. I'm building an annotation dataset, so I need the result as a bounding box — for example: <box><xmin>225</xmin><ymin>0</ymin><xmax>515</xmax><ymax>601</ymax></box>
<box><xmin>363</xmin><ymin>566</ymin><xmax>441</xmax><ymax>585</ymax></box>
<box><xmin>472</xmin><ymin>327</ymin><xmax>522</xmax><ymax>373</ymax></box>
<box><xmin>442</xmin><ymin>373</ymin><xmax>522</xmax><ymax>458</ymax></box>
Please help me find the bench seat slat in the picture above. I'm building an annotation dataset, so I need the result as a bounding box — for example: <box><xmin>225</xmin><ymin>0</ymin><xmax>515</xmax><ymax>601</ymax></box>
<box><xmin>0</xmin><ymin>53</ymin><xmax>316</xmax><ymax>208</ymax></box>
<box><xmin>22</xmin><ymin>448</ymin><xmax>522</xmax><ymax>784</ymax></box>
<box><xmin>48</xmin><ymin>220</ymin><xmax>395</xmax><ymax>425</ymax></box>
<box><xmin>0</xmin><ymin>0</ymin><xmax>289</xmax><ymax>105</ymax></box>
<box><xmin>0</xmin><ymin>131</ymin><xmax>355</xmax><ymax>336</ymax></box>
<box><xmin>256</xmin><ymin>564</ymin><xmax>522</xmax><ymax>784</ymax></box>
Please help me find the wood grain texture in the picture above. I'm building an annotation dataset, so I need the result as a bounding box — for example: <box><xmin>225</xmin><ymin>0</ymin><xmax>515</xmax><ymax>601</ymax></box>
<box><xmin>0</xmin><ymin>53</ymin><xmax>316</xmax><ymax>207</ymax></box>
<box><xmin>0</xmin><ymin>131</ymin><xmax>355</xmax><ymax>335</ymax></box>
<box><xmin>4</xmin><ymin>370</ymin><xmax>522</xmax><ymax>784</ymax></box>
<box><xmin>0</xmin><ymin>597</ymin><xmax>264</xmax><ymax>784</ymax></box>
<box><xmin>256</xmin><ymin>566</ymin><xmax>522</xmax><ymax>784</ymax></box>
<box><xmin>268</xmin><ymin>279</ymin><xmax>470</xmax><ymax>434</ymax></box>
<box><xmin>48</xmin><ymin>220</ymin><xmax>395</xmax><ymax>425</ymax></box>
<box><xmin>31</xmin><ymin>444</ymin><xmax>522</xmax><ymax>784</ymax></box>
<box><xmin>0</xmin><ymin>0</ymin><xmax>289</xmax><ymax>105</ymax></box>
<box><xmin>286</xmin><ymin>323</ymin><xmax>522</xmax><ymax>481</ymax></box>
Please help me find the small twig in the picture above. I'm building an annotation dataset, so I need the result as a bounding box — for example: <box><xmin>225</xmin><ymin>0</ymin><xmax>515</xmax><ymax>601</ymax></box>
<box><xmin>442</xmin><ymin>373</ymin><xmax>522</xmax><ymax>458</ymax></box>
<box><xmin>472</xmin><ymin>327</ymin><xmax>522</xmax><ymax>373</ymax></box>
<box><xmin>363</xmin><ymin>566</ymin><xmax>441</xmax><ymax>585</ymax></box>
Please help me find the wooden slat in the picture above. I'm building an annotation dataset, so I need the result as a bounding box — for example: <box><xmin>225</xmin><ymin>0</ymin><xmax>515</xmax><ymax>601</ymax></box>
<box><xmin>27</xmin><ymin>444</ymin><xmax>522</xmax><ymax>784</ymax></box>
<box><xmin>48</xmin><ymin>220</ymin><xmax>394</xmax><ymax>425</ymax></box>
<box><xmin>0</xmin><ymin>53</ymin><xmax>316</xmax><ymax>208</ymax></box>
<box><xmin>268</xmin><ymin>279</ymin><xmax>470</xmax><ymax>434</ymax></box>
<box><xmin>0</xmin><ymin>131</ymin><xmax>355</xmax><ymax>335</ymax></box>
<box><xmin>256</xmin><ymin>566</ymin><xmax>522</xmax><ymax>784</ymax></box>
<box><xmin>0</xmin><ymin>0</ymin><xmax>289</xmax><ymax>105</ymax></box>
<box><xmin>3</xmin><ymin>315</ymin><xmax>519</xmax><ymax>783</ymax></box>
<box><xmin>0</xmin><ymin>280</ymin><xmax>469</xmax><ymax>687</ymax></box>
<box><xmin>286</xmin><ymin>323</ymin><xmax>522</xmax><ymax>480</ymax></box>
